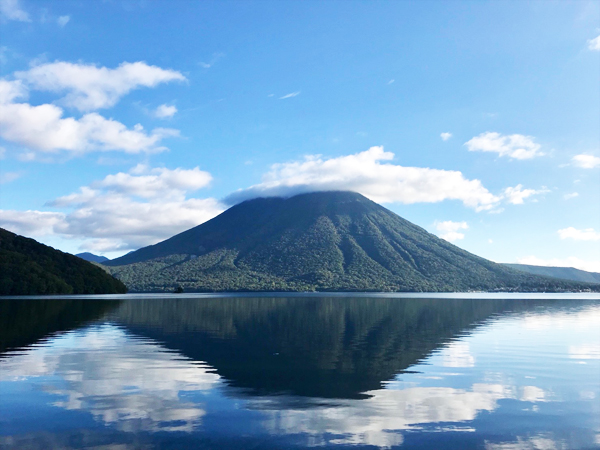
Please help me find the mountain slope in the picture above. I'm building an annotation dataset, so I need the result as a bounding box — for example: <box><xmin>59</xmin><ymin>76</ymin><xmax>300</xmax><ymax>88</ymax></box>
<box><xmin>76</xmin><ymin>252</ymin><xmax>109</xmax><ymax>263</ymax></box>
<box><xmin>106</xmin><ymin>191</ymin><xmax>598</xmax><ymax>292</ymax></box>
<box><xmin>0</xmin><ymin>228</ymin><xmax>127</xmax><ymax>295</ymax></box>
<box><xmin>503</xmin><ymin>263</ymin><xmax>600</xmax><ymax>284</ymax></box>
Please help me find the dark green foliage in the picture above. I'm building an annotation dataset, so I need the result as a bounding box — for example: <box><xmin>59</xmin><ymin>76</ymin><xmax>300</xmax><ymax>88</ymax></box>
<box><xmin>504</xmin><ymin>263</ymin><xmax>600</xmax><ymax>283</ymax></box>
<box><xmin>106</xmin><ymin>191</ymin><xmax>599</xmax><ymax>293</ymax></box>
<box><xmin>0</xmin><ymin>227</ymin><xmax>127</xmax><ymax>295</ymax></box>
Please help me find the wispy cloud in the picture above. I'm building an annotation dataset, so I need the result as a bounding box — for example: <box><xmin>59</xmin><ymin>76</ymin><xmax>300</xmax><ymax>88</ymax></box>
<box><xmin>154</xmin><ymin>104</ymin><xmax>177</xmax><ymax>119</ymax></box>
<box><xmin>588</xmin><ymin>35</ymin><xmax>600</xmax><ymax>51</ymax></box>
<box><xmin>465</xmin><ymin>132</ymin><xmax>543</xmax><ymax>160</ymax></box>
<box><xmin>572</xmin><ymin>154</ymin><xmax>600</xmax><ymax>169</ymax></box>
<box><xmin>502</xmin><ymin>184</ymin><xmax>549</xmax><ymax>205</ymax></box>
<box><xmin>198</xmin><ymin>52</ymin><xmax>224</xmax><ymax>69</ymax></box>
<box><xmin>558</xmin><ymin>227</ymin><xmax>600</xmax><ymax>242</ymax></box>
<box><xmin>56</xmin><ymin>15</ymin><xmax>70</xmax><ymax>27</ymax></box>
<box><xmin>387</xmin><ymin>79</ymin><xmax>395</xmax><ymax>85</ymax></box>
<box><xmin>563</xmin><ymin>192</ymin><xmax>579</xmax><ymax>200</ymax></box>
<box><xmin>440</xmin><ymin>132</ymin><xmax>452</xmax><ymax>141</ymax></box>
<box><xmin>434</xmin><ymin>220</ymin><xmax>468</xmax><ymax>242</ymax></box>
<box><xmin>16</xmin><ymin>61</ymin><xmax>186</xmax><ymax>111</ymax></box>
<box><xmin>0</xmin><ymin>171</ymin><xmax>20</xmax><ymax>184</ymax></box>
<box><xmin>0</xmin><ymin>0</ymin><xmax>30</xmax><ymax>22</ymax></box>
<box><xmin>279</xmin><ymin>91</ymin><xmax>300</xmax><ymax>100</ymax></box>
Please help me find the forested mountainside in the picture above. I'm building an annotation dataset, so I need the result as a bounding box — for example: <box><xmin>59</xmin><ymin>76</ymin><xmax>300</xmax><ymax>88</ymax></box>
<box><xmin>504</xmin><ymin>263</ymin><xmax>600</xmax><ymax>284</ymax></box>
<box><xmin>0</xmin><ymin>228</ymin><xmax>127</xmax><ymax>295</ymax></box>
<box><xmin>106</xmin><ymin>192</ymin><xmax>598</xmax><ymax>293</ymax></box>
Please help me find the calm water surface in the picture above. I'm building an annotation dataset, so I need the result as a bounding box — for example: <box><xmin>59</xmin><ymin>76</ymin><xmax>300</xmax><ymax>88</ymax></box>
<box><xmin>0</xmin><ymin>294</ymin><xmax>599</xmax><ymax>449</ymax></box>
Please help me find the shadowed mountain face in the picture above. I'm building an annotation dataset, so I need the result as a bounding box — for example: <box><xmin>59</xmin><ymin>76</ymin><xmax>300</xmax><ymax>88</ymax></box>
<box><xmin>0</xmin><ymin>227</ymin><xmax>127</xmax><ymax>295</ymax></box>
<box><xmin>112</xmin><ymin>296</ymin><xmax>555</xmax><ymax>399</ymax></box>
<box><xmin>106</xmin><ymin>191</ymin><xmax>597</xmax><ymax>292</ymax></box>
<box><xmin>76</xmin><ymin>252</ymin><xmax>109</xmax><ymax>263</ymax></box>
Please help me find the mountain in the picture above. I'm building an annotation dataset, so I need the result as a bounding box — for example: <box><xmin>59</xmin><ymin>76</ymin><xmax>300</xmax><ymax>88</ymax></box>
<box><xmin>0</xmin><ymin>227</ymin><xmax>127</xmax><ymax>295</ymax></box>
<box><xmin>503</xmin><ymin>263</ymin><xmax>600</xmax><ymax>284</ymax></box>
<box><xmin>106</xmin><ymin>191</ymin><xmax>599</xmax><ymax>293</ymax></box>
<box><xmin>76</xmin><ymin>252</ymin><xmax>109</xmax><ymax>263</ymax></box>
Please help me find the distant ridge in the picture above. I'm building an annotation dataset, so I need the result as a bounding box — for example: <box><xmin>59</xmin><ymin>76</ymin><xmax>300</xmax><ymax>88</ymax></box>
<box><xmin>0</xmin><ymin>227</ymin><xmax>127</xmax><ymax>295</ymax></box>
<box><xmin>503</xmin><ymin>263</ymin><xmax>600</xmax><ymax>284</ymax></box>
<box><xmin>106</xmin><ymin>191</ymin><xmax>599</xmax><ymax>293</ymax></box>
<box><xmin>76</xmin><ymin>252</ymin><xmax>109</xmax><ymax>263</ymax></box>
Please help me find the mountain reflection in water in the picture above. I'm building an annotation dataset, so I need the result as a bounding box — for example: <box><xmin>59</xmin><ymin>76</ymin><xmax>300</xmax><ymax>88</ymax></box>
<box><xmin>114</xmin><ymin>297</ymin><xmax>554</xmax><ymax>399</ymax></box>
<box><xmin>0</xmin><ymin>295</ymin><xmax>599</xmax><ymax>450</ymax></box>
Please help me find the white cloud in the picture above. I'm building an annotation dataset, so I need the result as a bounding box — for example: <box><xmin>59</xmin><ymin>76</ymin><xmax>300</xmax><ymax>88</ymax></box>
<box><xmin>0</xmin><ymin>209</ymin><xmax>65</xmax><ymax>236</ymax></box>
<box><xmin>0</xmin><ymin>165</ymin><xmax>223</xmax><ymax>252</ymax></box>
<box><xmin>434</xmin><ymin>220</ymin><xmax>468</xmax><ymax>242</ymax></box>
<box><xmin>16</xmin><ymin>61</ymin><xmax>186</xmax><ymax>111</ymax></box>
<box><xmin>0</xmin><ymin>0</ymin><xmax>29</xmax><ymax>22</ymax></box>
<box><xmin>563</xmin><ymin>192</ymin><xmax>579</xmax><ymax>200</ymax></box>
<box><xmin>226</xmin><ymin>147</ymin><xmax>502</xmax><ymax>212</ymax></box>
<box><xmin>154</xmin><ymin>104</ymin><xmax>177</xmax><ymax>119</ymax></box>
<box><xmin>572</xmin><ymin>154</ymin><xmax>600</xmax><ymax>169</ymax></box>
<box><xmin>588</xmin><ymin>35</ymin><xmax>600</xmax><ymax>51</ymax></box>
<box><xmin>388</xmin><ymin>79</ymin><xmax>395</xmax><ymax>85</ymax></box>
<box><xmin>1</xmin><ymin>61</ymin><xmax>184</xmax><ymax>156</ymax></box>
<box><xmin>502</xmin><ymin>184</ymin><xmax>548</xmax><ymax>205</ymax></box>
<box><xmin>465</xmin><ymin>132</ymin><xmax>543</xmax><ymax>160</ymax></box>
<box><xmin>516</xmin><ymin>256</ymin><xmax>600</xmax><ymax>273</ymax></box>
<box><xmin>0</xmin><ymin>80</ymin><xmax>178</xmax><ymax>155</ymax></box>
<box><xmin>557</xmin><ymin>227</ymin><xmax>600</xmax><ymax>241</ymax></box>
<box><xmin>198</xmin><ymin>52</ymin><xmax>224</xmax><ymax>69</ymax></box>
<box><xmin>53</xmin><ymin>164</ymin><xmax>213</xmax><ymax>203</ymax></box>
<box><xmin>0</xmin><ymin>171</ymin><xmax>20</xmax><ymax>184</ymax></box>
<box><xmin>0</xmin><ymin>78</ymin><xmax>27</xmax><ymax>103</ymax></box>
<box><xmin>56</xmin><ymin>15</ymin><xmax>70</xmax><ymax>27</ymax></box>
<box><xmin>0</xmin><ymin>101</ymin><xmax>178</xmax><ymax>155</ymax></box>
<box><xmin>279</xmin><ymin>91</ymin><xmax>300</xmax><ymax>100</ymax></box>
<box><xmin>440</xmin><ymin>132</ymin><xmax>452</xmax><ymax>141</ymax></box>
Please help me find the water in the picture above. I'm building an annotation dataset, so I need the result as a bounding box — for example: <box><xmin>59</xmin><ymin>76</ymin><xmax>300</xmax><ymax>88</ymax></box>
<box><xmin>0</xmin><ymin>294</ymin><xmax>599</xmax><ymax>449</ymax></box>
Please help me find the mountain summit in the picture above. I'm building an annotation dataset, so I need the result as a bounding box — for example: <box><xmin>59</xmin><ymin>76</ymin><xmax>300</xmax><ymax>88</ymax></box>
<box><xmin>106</xmin><ymin>191</ymin><xmax>596</xmax><ymax>292</ymax></box>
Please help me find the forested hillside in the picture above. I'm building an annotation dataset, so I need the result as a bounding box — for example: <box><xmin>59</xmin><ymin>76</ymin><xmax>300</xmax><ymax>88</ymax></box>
<box><xmin>504</xmin><ymin>263</ymin><xmax>600</xmax><ymax>284</ymax></box>
<box><xmin>0</xmin><ymin>228</ymin><xmax>127</xmax><ymax>295</ymax></box>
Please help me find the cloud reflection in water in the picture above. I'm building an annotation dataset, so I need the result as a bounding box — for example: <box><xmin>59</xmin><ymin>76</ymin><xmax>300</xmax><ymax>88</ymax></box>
<box><xmin>1</xmin><ymin>325</ymin><xmax>220</xmax><ymax>432</ymax></box>
<box><xmin>0</xmin><ymin>300</ymin><xmax>598</xmax><ymax>449</ymax></box>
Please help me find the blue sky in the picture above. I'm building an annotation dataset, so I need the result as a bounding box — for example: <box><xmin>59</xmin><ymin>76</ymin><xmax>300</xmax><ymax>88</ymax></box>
<box><xmin>1</xmin><ymin>0</ymin><xmax>599</xmax><ymax>271</ymax></box>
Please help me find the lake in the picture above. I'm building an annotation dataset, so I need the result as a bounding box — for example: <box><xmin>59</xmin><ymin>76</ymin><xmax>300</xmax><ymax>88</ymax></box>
<box><xmin>1</xmin><ymin>294</ymin><xmax>599</xmax><ymax>449</ymax></box>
